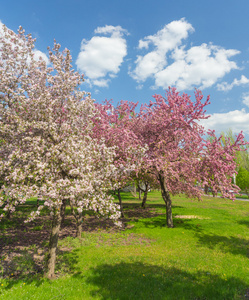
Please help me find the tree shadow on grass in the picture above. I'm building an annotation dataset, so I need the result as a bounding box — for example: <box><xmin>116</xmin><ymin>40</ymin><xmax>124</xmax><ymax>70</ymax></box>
<box><xmin>56</xmin><ymin>248</ymin><xmax>82</xmax><ymax>275</ymax></box>
<box><xmin>137</xmin><ymin>215</ymin><xmax>201</xmax><ymax>231</ymax></box>
<box><xmin>1</xmin><ymin>247</ymin><xmax>80</xmax><ymax>293</ymax></box>
<box><xmin>237</xmin><ymin>220</ymin><xmax>249</xmax><ymax>228</ymax></box>
<box><xmin>84</xmin><ymin>262</ymin><xmax>248</xmax><ymax>300</ymax></box>
<box><xmin>195</xmin><ymin>233</ymin><xmax>249</xmax><ymax>258</ymax></box>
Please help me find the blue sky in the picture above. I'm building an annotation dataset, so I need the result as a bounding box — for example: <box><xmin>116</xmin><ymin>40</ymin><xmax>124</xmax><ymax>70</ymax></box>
<box><xmin>1</xmin><ymin>0</ymin><xmax>249</xmax><ymax>136</ymax></box>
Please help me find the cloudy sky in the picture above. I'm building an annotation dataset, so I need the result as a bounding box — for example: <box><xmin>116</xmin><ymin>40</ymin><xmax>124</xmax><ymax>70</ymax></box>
<box><xmin>1</xmin><ymin>0</ymin><xmax>249</xmax><ymax>137</ymax></box>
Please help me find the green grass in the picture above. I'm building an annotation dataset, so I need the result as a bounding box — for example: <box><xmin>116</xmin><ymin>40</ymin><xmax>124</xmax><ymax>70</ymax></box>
<box><xmin>1</xmin><ymin>191</ymin><xmax>249</xmax><ymax>299</ymax></box>
<box><xmin>235</xmin><ymin>193</ymin><xmax>249</xmax><ymax>199</ymax></box>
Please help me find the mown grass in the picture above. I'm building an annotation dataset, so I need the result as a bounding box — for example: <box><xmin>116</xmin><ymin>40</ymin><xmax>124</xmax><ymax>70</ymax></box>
<box><xmin>0</xmin><ymin>191</ymin><xmax>249</xmax><ymax>299</ymax></box>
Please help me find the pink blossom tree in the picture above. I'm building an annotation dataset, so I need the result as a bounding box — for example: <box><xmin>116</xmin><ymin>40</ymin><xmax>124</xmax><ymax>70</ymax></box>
<box><xmin>0</xmin><ymin>25</ymin><xmax>121</xmax><ymax>278</ymax></box>
<box><xmin>93</xmin><ymin>100</ymin><xmax>146</xmax><ymax>216</ymax></box>
<box><xmin>133</xmin><ymin>88</ymin><xmax>246</xmax><ymax>228</ymax></box>
<box><xmin>199</xmin><ymin>130</ymin><xmax>245</xmax><ymax>198</ymax></box>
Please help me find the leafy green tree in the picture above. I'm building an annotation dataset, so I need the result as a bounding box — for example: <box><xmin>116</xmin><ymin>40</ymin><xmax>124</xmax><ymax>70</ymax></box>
<box><xmin>220</xmin><ymin>129</ymin><xmax>249</xmax><ymax>171</ymax></box>
<box><xmin>236</xmin><ymin>167</ymin><xmax>249</xmax><ymax>195</ymax></box>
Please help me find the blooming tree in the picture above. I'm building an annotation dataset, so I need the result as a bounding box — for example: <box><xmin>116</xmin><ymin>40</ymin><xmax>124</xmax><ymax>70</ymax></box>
<box><xmin>0</xmin><ymin>25</ymin><xmax>121</xmax><ymax>278</ymax></box>
<box><xmin>199</xmin><ymin>131</ymin><xmax>247</xmax><ymax>197</ymax></box>
<box><xmin>93</xmin><ymin>100</ymin><xmax>147</xmax><ymax>216</ymax></box>
<box><xmin>133</xmin><ymin>88</ymin><xmax>246</xmax><ymax>228</ymax></box>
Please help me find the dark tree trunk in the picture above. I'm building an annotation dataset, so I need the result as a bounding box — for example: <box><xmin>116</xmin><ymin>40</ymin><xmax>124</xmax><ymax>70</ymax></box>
<box><xmin>6</xmin><ymin>210</ymin><xmax>11</xmax><ymax>219</ymax></box>
<box><xmin>141</xmin><ymin>190</ymin><xmax>148</xmax><ymax>208</ymax></box>
<box><xmin>140</xmin><ymin>182</ymin><xmax>149</xmax><ymax>208</ymax></box>
<box><xmin>158</xmin><ymin>173</ymin><xmax>173</xmax><ymax>228</ymax></box>
<box><xmin>70</xmin><ymin>201</ymin><xmax>84</xmax><ymax>238</ymax></box>
<box><xmin>204</xmin><ymin>185</ymin><xmax>209</xmax><ymax>195</ymax></box>
<box><xmin>76</xmin><ymin>212</ymin><xmax>83</xmax><ymax>239</ymax></box>
<box><xmin>60</xmin><ymin>199</ymin><xmax>67</xmax><ymax>224</ymax></box>
<box><xmin>45</xmin><ymin>210</ymin><xmax>62</xmax><ymax>279</ymax></box>
<box><xmin>138</xmin><ymin>187</ymin><xmax>142</xmax><ymax>200</ymax></box>
<box><xmin>117</xmin><ymin>189</ymin><xmax>124</xmax><ymax>218</ymax></box>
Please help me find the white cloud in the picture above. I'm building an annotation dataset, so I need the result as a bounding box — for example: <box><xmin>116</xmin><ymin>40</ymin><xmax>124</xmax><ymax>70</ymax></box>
<box><xmin>92</xmin><ymin>78</ymin><xmax>110</xmax><ymax>88</ymax></box>
<box><xmin>0</xmin><ymin>20</ymin><xmax>4</xmax><ymax>33</ymax></box>
<box><xmin>94</xmin><ymin>25</ymin><xmax>128</xmax><ymax>37</ymax></box>
<box><xmin>155</xmin><ymin>45</ymin><xmax>239</xmax><ymax>90</ymax></box>
<box><xmin>200</xmin><ymin>109</ymin><xmax>249</xmax><ymax>134</ymax></box>
<box><xmin>217</xmin><ymin>75</ymin><xmax>249</xmax><ymax>91</ymax></box>
<box><xmin>76</xmin><ymin>25</ymin><xmax>128</xmax><ymax>87</ymax></box>
<box><xmin>33</xmin><ymin>49</ymin><xmax>49</xmax><ymax>65</ymax></box>
<box><xmin>242</xmin><ymin>92</ymin><xmax>249</xmax><ymax>107</ymax></box>
<box><xmin>130</xmin><ymin>19</ymin><xmax>240</xmax><ymax>91</ymax></box>
<box><xmin>130</xmin><ymin>18</ymin><xmax>194</xmax><ymax>83</ymax></box>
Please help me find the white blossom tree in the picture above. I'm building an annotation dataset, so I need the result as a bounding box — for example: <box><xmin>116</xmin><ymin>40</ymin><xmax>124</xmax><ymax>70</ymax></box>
<box><xmin>0</xmin><ymin>25</ymin><xmax>121</xmax><ymax>278</ymax></box>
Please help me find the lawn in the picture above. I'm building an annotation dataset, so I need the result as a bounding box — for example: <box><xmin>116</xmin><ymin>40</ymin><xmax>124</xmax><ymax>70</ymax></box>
<box><xmin>0</xmin><ymin>191</ymin><xmax>249</xmax><ymax>299</ymax></box>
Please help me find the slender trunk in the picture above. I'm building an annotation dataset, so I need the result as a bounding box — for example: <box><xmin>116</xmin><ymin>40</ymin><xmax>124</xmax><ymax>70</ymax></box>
<box><xmin>138</xmin><ymin>188</ymin><xmax>141</xmax><ymax>200</ymax></box>
<box><xmin>36</xmin><ymin>199</ymin><xmax>39</xmax><ymax>209</ymax></box>
<box><xmin>70</xmin><ymin>201</ymin><xmax>83</xmax><ymax>238</ymax></box>
<box><xmin>60</xmin><ymin>199</ymin><xmax>67</xmax><ymax>224</ymax></box>
<box><xmin>6</xmin><ymin>210</ymin><xmax>11</xmax><ymax>219</ymax></box>
<box><xmin>158</xmin><ymin>173</ymin><xmax>173</xmax><ymax>228</ymax></box>
<box><xmin>141</xmin><ymin>182</ymin><xmax>149</xmax><ymax>208</ymax></box>
<box><xmin>45</xmin><ymin>210</ymin><xmax>62</xmax><ymax>279</ymax></box>
<box><xmin>204</xmin><ymin>185</ymin><xmax>209</xmax><ymax>195</ymax></box>
<box><xmin>117</xmin><ymin>189</ymin><xmax>124</xmax><ymax>218</ymax></box>
<box><xmin>141</xmin><ymin>189</ymin><xmax>148</xmax><ymax>208</ymax></box>
<box><xmin>76</xmin><ymin>212</ymin><xmax>83</xmax><ymax>239</ymax></box>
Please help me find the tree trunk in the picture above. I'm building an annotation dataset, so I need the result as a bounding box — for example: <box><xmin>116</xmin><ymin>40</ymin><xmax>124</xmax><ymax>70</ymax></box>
<box><xmin>138</xmin><ymin>187</ymin><xmax>142</xmax><ymax>200</ymax></box>
<box><xmin>204</xmin><ymin>185</ymin><xmax>209</xmax><ymax>194</ymax></box>
<box><xmin>45</xmin><ymin>210</ymin><xmax>62</xmax><ymax>279</ymax></box>
<box><xmin>141</xmin><ymin>190</ymin><xmax>148</xmax><ymax>208</ymax></box>
<box><xmin>76</xmin><ymin>212</ymin><xmax>83</xmax><ymax>239</ymax></box>
<box><xmin>140</xmin><ymin>182</ymin><xmax>149</xmax><ymax>208</ymax></box>
<box><xmin>60</xmin><ymin>199</ymin><xmax>67</xmax><ymax>224</ymax></box>
<box><xmin>117</xmin><ymin>189</ymin><xmax>124</xmax><ymax>218</ymax></box>
<box><xmin>158</xmin><ymin>173</ymin><xmax>173</xmax><ymax>228</ymax></box>
<box><xmin>6</xmin><ymin>210</ymin><xmax>11</xmax><ymax>219</ymax></box>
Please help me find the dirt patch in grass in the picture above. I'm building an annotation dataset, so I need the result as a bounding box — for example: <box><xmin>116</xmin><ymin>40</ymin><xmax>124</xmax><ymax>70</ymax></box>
<box><xmin>124</xmin><ymin>206</ymin><xmax>163</xmax><ymax>219</ymax></box>
<box><xmin>0</xmin><ymin>206</ymin><xmax>156</xmax><ymax>278</ymax></box>
<box><xmin>174</xmin><ymin>215</ymin><xmax>210</xmax><ymax>219</ymax></box>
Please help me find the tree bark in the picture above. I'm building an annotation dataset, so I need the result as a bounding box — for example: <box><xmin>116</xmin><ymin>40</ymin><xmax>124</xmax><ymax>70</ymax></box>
<box><xmin>45</xmin><ymin>210</ymin><xmax>62</xmax><ymax>279</ymax></box>
<box><xmin>140</xmin><ymin>182</ymin><xmax>149</xmax><ymax>208</ymax></box>
<box><xmin>204</xmin><ymin>185</ymin><xmax>209</xmax><ymax>195</ymax></box>
<box><xmin>76</xmin><ymin>212</ymin><xmax>83</xmax><ymax>239</ymax></box>
<box><xmin>70</xmin><ymin>202</ymin><xmax>83</xmax><ymax>238</ymax></box>
<box><xmin>141</xmin><ymin>190</ymin><xmax>148</xmax><ymax>208</ymax></box>
<box><xmin>6</xmin><ymin>210</ymin><xmax>11</xmax><ymax>219</ymax></box>
<box><xmin>60</xmin><ymin>199</ymin><xmax>67</xmax><ymax>224</ymax></box>
<box><xmin>117</xmin><ymin>189</ymin><xmax>124</xmax><ymax>218</ymax></box>
<box><xmin>138</xmin><ymin>187</ymin><xmax>142</xmax><ymax>200</ymax></box>
<box><xmin>158</xmin><ymin>173</ymin><xmax>173</xmax><ymax>228</ymax></box>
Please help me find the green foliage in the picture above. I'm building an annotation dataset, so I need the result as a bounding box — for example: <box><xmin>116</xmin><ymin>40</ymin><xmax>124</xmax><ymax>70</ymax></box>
<box><xmin>236</xmin><ymin>167</ymin><xmax>249</xmax><ymax>193</ymax></box>
<box><xmin>220</xmin><ymin>129</ymin><xmax>249</xmax><ymax>171</ymax></box>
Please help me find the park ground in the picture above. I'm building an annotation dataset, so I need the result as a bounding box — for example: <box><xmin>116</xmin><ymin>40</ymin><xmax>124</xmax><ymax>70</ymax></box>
<box><xmin>0</xmin><ymin>191</ymin><xmax>249</xmax><ymax>299</ymax></box>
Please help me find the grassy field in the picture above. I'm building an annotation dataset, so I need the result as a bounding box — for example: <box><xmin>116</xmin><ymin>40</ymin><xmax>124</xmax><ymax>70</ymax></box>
<box><xmin>0</xmin><ymin>191</ymin><xmax>249</xmax><ymax>299</ymax></box>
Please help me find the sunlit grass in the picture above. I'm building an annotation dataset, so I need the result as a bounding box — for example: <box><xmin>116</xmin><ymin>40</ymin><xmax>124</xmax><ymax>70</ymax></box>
<box><xmin>0</xmin><ymin>191</ymin><xmax>249</xmax><ymax>299</ymax></box>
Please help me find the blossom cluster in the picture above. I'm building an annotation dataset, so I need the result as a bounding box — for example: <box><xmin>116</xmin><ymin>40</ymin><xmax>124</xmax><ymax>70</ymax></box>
<box><xmin>0</xmin><ymin>25</ymin><xmax>122</xmax><ymax>224</ymax></box>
